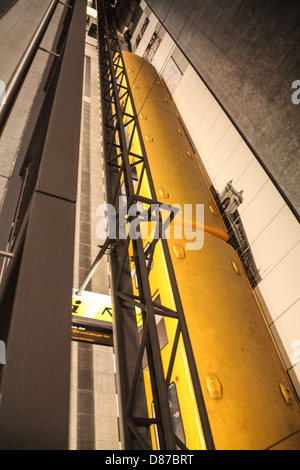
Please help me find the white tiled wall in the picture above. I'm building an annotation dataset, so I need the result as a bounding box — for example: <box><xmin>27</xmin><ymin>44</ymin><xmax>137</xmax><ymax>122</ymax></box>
<box><xmin>152</xmin><ymin>30</ymin><xmax>175</xmax><ymax>75</ymax></box>
<box><xmin>93</xmin><ymin>345</ymin><xmax>120</xmax><ymax>450</ymax></box>
<box><xmin>258</xmin><ymin>244</ymin><xmax>300</xmax><ymax>322</ymax></box>
<box><xmin>271</xmin><ymin>300</ymin><xmax>300</xmax><ymax>367</ymax></box>
<box><xmin>250</xmin><ymin>206</ymin><xmax>300</xmax><ymax>278</ymax></box>
<box><xmin>69</xmin><ymin>342</ymin><xmax>120</xmax><ymax>450</ymax></box>
<box><xmin>240</xmin><ymin>181</ymin><xmax>287</xmax><ymax>244</ymax></box>
<box><xmin>131</xmin><ymin>5</ymin><xmax>300</xmax><ymax>396</ymax></box>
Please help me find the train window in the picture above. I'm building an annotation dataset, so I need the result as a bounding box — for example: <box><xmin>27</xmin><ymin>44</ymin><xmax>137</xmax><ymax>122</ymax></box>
<box><xmin>168</xmin><ymin>382</ymin><xmax>185</xmax><ymax>446</ymax></box>
<box><xmin>132</xmin><ymin>242</ymin><xmax>154</xmax><ymax>290</ymax></box>
<box><xmin>144</xmin><ymin>242</ymin><xmax>154</xmax><ymax>271</ymax></box>
<box><xmin>139</xmin><ymin>295</ymin><xmax>168</xmax><ymax>368</ymax></box>
<box><xmin>153</xmin><ymin>295</ymin><xmax>168</xmax><ymax>351</ymax></box>
<box><xmin>120</xmin><ymin>180</ymin><xmax>126</xmax><ymax>195</ymax></box>
<box><xmin>150</xmin><ymin>384</ymin><xmax>185</xmax><ymax>450</ymax></box>
<box><xmin>151</xmin><ymin>401</ymin><xmax>160</xmax><ymax>450</ymax></box>
<box><xmin>131</xmin><ymin>164</ymin><xmax>138</xmax><ymax>182</ymax></box>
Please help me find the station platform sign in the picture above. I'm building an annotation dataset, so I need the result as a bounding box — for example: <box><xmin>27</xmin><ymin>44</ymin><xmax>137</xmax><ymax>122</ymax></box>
<box><xmin>71</xmin><ymin>289</ymin><xmax>113</xmax><ymax>346</ymax></box>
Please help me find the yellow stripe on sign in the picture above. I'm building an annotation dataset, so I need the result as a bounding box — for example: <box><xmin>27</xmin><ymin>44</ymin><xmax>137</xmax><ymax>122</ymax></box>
<box><xmin>72</xmin><ymin>289</ymin><xmax>112</xmax><ymax>323</ymax></box>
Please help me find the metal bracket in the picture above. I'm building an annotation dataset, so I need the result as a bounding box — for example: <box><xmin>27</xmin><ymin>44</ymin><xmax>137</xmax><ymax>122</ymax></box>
<box><xmin>58</xmin><ymin>1</ymin><xmax>73</xmax><ymax>8</ymax></box>
<box><xmin>38</xmin><ymin>46</ymin><xmax>60</xmax><ymax>57</ymax></box>
<box><xmin>0</xmin><ymin>250</ymin><xmax>14</xmax><ymax>259</ymax></box>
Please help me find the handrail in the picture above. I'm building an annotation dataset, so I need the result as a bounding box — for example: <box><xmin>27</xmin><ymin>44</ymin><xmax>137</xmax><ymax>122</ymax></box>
<box><xmin>0</xmin><ymin>0</ymin><xmax>61</xmax><ymax>137</ymax></box>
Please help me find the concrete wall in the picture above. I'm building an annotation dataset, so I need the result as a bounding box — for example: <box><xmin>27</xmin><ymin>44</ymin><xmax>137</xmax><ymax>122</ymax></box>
<box><xmin>69</xmin><ymin>341</ymin><xmax>120</xmax><ymax>450</ymax></box>
<box><xmin>0</xmin><ymin>2</ymin><xmax>118</xmax><ymax>449</ymax></box>
<box><xmin>73</xmin><ymin>36</ymin><xmax>110</xmax><ymax>296</ymax></box>
<box><xmin>130</xmin><ymin>1</ymin><xmax>300</xmax><ymax>398</ymax></box>
<box><xmin>143</xmin><ymin>0</ymin><xmax>300</xmax><ymax>217</ymax></box>
<box><xmin>0</xmin><ymin>0</ymin><xmax>19</xmax><ymax>20</ymax></box>
<box><xmin>70</xmin><ymin>26</ymin><xmax>119</xmax><ymax>451</ymax></box>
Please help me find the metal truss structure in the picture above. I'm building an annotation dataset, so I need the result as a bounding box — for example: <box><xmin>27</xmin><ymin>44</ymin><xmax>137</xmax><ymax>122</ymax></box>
<box><xmin>89</xmin><ymin>0</ymin><xmax>215</xmax><ymax>451</ymax></box>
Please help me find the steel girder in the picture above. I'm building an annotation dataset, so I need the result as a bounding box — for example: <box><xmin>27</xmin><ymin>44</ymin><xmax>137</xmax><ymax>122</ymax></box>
<box><xmin>94</xmin><ymin>0</ymin><xmax>215</xmax><ymax>451</ymax></box>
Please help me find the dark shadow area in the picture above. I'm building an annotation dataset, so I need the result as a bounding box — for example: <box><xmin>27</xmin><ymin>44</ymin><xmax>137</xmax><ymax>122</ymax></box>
<box><xmin>0</xmin><ymin>0</ymin><xmax>19</xmax><ymax>20</ymax></box>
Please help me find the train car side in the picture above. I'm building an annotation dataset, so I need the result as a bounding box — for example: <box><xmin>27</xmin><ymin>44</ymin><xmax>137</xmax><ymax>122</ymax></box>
<box><xmin>121</xmin><ymin>51</ymin><xmax>300</xmax><ymax>450</ymax></box>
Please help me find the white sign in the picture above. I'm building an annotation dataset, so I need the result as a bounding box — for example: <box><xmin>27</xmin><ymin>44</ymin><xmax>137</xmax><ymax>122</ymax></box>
<box><xmin>87</xmin><ymin>6</ymin><xmax>97</xmax><ymax>18</ymax></box>
<box><xmin>0</xmin><ymin>340</ymin><xmax>6</xmax><ymax>364</ymax></box>
<box><xmin>72</xmin><ymin>289</ymin><xmax>112</xmax><ymax>322</ymax></box>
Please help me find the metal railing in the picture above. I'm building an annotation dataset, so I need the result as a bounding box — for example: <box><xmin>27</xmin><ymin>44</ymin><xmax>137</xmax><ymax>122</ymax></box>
<box><xmin>0</xmin><ymin>0</ymin><xmax>62</xmax><ymax>137</ymax></box>
<box><xmin>0</xmin><ymin>0</ymin><xmax>72</xmax><ymax>285</ymax></box>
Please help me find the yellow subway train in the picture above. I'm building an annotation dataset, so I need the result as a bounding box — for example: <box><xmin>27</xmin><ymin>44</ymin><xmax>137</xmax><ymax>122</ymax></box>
<box><xmin>116</xmin><ymin>51</ymin><xmax>300</xmax><ymax>450</ymax></box>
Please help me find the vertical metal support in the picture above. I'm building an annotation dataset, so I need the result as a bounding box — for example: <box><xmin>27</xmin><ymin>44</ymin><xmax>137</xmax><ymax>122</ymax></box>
<box><xmin>0</xmin><ymin>0</ymin><xmax>61</xmax><ymax>137</ymax></box>
<box><xmin>98</xmin><ymin>6</ymin><xmax>175</xmax><ymax>447</ymax></box>
<box><xmin>0</xmin><ymin>0</ymin><xmax>86</xmax><ymax>449</ymax></box>
<box><xmin>0</xmin><ymin>251</ymin><xmax>13</xmax><ymax>259</ymax></box>
<box><xmin>97</xmin><ymin>0</ymin><xmax>215</xmax><ymax>450</ymax></box>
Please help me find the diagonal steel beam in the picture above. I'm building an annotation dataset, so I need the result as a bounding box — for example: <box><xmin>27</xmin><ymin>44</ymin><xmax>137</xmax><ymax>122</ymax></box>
<box><xmin>96</xmin><ymin>0</ymin><xmax>215</xmax><ymax>451</ymax></box>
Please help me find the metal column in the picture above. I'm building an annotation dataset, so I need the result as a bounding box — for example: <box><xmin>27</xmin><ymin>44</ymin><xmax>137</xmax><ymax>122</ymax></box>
<box><xmin>0</xmin><ymin>0</ymin><xmax>86</xmax><ymax>449</ymax></box>
<box><xmin>95</xmin><ymin>0</ymin><xmax>215</xmax><ymax>451</ymax></box>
